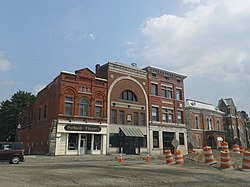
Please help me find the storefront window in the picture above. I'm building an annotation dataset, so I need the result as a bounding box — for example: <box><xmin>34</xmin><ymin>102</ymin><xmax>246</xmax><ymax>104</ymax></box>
<box><xmin>140</xmin><ymin>135</ymin><xmax>147</xmax><ymax>148</ymax></box>
<box><xmin>109</xmin><ymin>133</ymin><xmax>119</xmax><ymax>147</ymax></box>
<box><xmin>179</xmin><ymin>133</ymin><xmax>185</xmax><ymax>145</ymax></box>
<box><xmin>87</xmin><ymin>134</ymin><xmax>92</xmax><ymax>150</ymax></box>
<box><xmin>68</xmin><ymin>133</ymin><xmax>78</xmax><ymax>150</ymax></box>
<box><xmin>94</xmin><ymin>134</ymin><xmax>101</xmax><ymax>150</ymax></box>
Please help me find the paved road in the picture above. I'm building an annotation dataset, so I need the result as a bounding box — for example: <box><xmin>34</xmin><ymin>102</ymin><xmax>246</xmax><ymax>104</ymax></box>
<box><xmin>1</xmin><ymin>155</ymin><xmax>250</xmax><ymax>187</ymax></box>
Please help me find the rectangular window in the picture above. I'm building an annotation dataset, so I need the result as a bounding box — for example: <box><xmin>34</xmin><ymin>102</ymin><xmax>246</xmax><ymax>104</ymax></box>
<box><xmin>167</xmin><ymin>87</ymin><xmax>173</xmax><ymax>99</ymax></box>
<box><xmin>111</xmin><ymin>109</ymin><xmax>117</xmax><ymax>124</ymax></box>
<box><xmin>134</xmin><ymin>112</ymin><xmax>139</xmax><ymax>126</ymax></box>
<box><xmin>95</xmin><ymin>101</ymin><xmax>102</xmax><ymax>118</ymax></box>
<box><xmin>152</xmin><ymin>107</ymin><xmax>159</xmax><ymax>121</ymax></box>
<box><xmin>162</xmin><ymin>108</ymin><xmax>167</xmax><ymax>122</ymax></box>
<box><xmin>109</xmin><ymin>133</ymin><xmax>119</xmax><ymax>147</ymax></box>
<box><xmin>65</xmin><ymin>97</ymin><xmax>73</xmax><ymax>115</ymax></box>
<box><xmin>119</xmin><ymin>111</ymin><xmax>125</xmax><ymax>124</ymax></box>
<box><xmin>161</xmin><ymin>86</ymin><xmax>167</xmax><ymax>97</ymax></box>
<box><xmin>153</xmin><ymin>131</ymin><xmax>159</xmax><ymax>148</ymax></box>
<box><xmin>94</xmin><ymin>134</ymin><xmax>101</xmax><ymax>150</ymax></box>
<box><xmin>87</xmin><ymin>134</ymin><xmax>92</xmax><ymax>150</ymax></box>
<box><xmin>179</xmin><ymin>133</ymin><xmax>185</xmax><ymax>145</ymax></box>
<box><xmin>176</xmin><ymin>89</ymin><xmax>182</xmax><ymax>100</ymax></box>
<box><xmin>140</xmin><ymin>135</ymin><xmax>147</xmax><ymax>148</ymax></box>
<box><xmin>177</xmin><ymin>111</ymin><xmax>183</xmax><ymax>124</ymax></box>
<box><xmin>168</xmin><ymin>109</ymin><xmax>174</xmax><ymax>123</ymax></box>
<box><xmin>68</xmin><ymin>133</ymin><xmax>78</xmax><ymax>150</ymax></box>
<box><xmin>151</xmin><ymin>83</ymin><xmax>158</xmax><ymax>96</ymax></box>
<box><xmin>140</xmin><ymin>113</ymin><xmax>145</xmax><ymax>126</ymax></box>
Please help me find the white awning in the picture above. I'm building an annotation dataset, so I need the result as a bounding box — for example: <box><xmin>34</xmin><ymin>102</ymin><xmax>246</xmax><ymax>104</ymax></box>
<box><xmin>120</xmin><ymin>127</ymin><xmax>144</xmax><ymax>137</ymax></box>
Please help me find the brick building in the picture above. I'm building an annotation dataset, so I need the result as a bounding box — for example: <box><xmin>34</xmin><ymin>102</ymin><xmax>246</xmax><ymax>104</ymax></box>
<box><xmin>18</xmin><ymin>68</ymin><xmax>108</xmax><ymax>155</ymax></box>
<box><xmin>96</xmin><ymin>62</ymin><xmax>148</xmax><ymax>154</ymax></box>
<box><xmin>143</xmin><ymin>66</ymin><xmax>188</xmax><ymax>155</ymax></box>
<box><xmin>218</xmin><ymin>98</ymin><xmax>248</xmax><ymax>147</ymax></box>
<box><xmin>18</xmin><ymin>62</ymin><xmax>188</xmax><ymax>155</ymax></box>
<box><xmin>185</xmin><ymin>99</ymin><xmax>225</xmax><ymax>150</ymax></box>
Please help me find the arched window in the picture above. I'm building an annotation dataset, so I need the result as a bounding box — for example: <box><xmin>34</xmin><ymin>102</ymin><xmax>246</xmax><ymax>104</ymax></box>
<box><xmin>195</xmin><ymin>116</ymin><xmax>199</xmax><ymax>129</ymax></box>
<box><xmin>216</xmin><ymin>119</ymin><xmax>220</xmax><ymax>130</ymax></box>
<box><xmin>120</xmin><ymin>90</ymin><xmax>138</xmax><ymax>102</ymax></box>
<box><xmin>209</xmin><ymin>118</ymin><xmax>213</xmax><ymax>130</ymax></box>
<box><xmin>206</xmin><ymin>118</ymin><xmax>209</xmax><ymax>130</ymax></box>
<box><xmin>79</xmin><ymin>99</ymin><xmax>89</xmax><ymax>117</ymax></box>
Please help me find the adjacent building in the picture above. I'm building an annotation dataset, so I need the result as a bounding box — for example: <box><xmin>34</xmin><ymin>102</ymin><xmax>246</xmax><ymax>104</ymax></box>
<box><xmin>218</xmin><ymin>98</ymin><xmax>248</xmax><ymax>147</ymax></box>
<box><xmin>18</xmin><ymin>68</ymin><xmax>108</xmax><ymax>155</ymax></box>
<box><xmin>185</xmin><ymin>99</ymin><xmax>225</xmax><ymax>150</ymax></box>
<box><xmin>18</xmin><ymin>62</ymin><xmax>188</xmax><ymax>155</ymax></box>
<box><xmin>144</xmin><ymin>66</ymin><xmax>188</xmax><ymax>155</ymax></box>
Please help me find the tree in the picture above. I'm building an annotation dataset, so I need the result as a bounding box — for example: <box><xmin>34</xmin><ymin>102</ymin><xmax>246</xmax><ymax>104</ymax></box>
<box><xmin>0</xmin><ymin>90</ymin><xmax>35</xmax><ymax>141</ymax></box>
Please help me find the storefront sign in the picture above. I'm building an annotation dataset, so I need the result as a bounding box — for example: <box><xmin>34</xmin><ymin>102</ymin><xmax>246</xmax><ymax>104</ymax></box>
<box><xmin>64</xmin><ymin>124</ymin><xmax>101</xmax><ymax>132</ymax></box>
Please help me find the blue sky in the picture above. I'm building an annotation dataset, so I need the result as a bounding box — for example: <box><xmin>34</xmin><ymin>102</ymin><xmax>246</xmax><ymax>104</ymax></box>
<box><xmin>1</xmin><ymin>0</ymin><xmax>250</xmax><ymax>114</ymax></box>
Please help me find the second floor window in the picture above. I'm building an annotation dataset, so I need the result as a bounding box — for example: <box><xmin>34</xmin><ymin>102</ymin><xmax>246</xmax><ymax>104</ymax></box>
<box><xmin>134</xmin><ymin>112</ymin><xmax>139</xmax><ymax>126</ymax></box>
<box><xmin>152</xmin><ymin>107</ymin><xmax>159</xmax><ymax>121</ymax></box>
<box><xmin>95</xmin><ymin>101</ymin><xmax>102</xmax><ymax>118</ymax></box>
<box><xmin>177</xmin><ymin>111</ymin><xmax>183</xmax><ymax>124</ymax></box>
<box><xmin>111</xmin><ymin>109</ymin><xmax>117</xmax><ymax>124</ymax></box>
<box><xmin>161</xmin><ymin>86</ymin><xmax>167</xmax><ymax>97</ymax></box>
<box><xmin>195</xmin><ymin>116</ymin><xmax>199</xmax><ymax>129</ymax></box>
<box><xmin>140</xmin><ymin>113</ymin><xmax>146</xmax><ymax>126</ymax></box>
<box><xmin>65</xmin><ymin>97</ymin><xmax>73</xmax><ymax>115</ymax></box>
<box><xmin>216</xmin><ymin>119</ymin><xmax>220</xmax><ymax>130</ymax></box>
<box><xmin>119</xmin><ymin>110</ymin><xmax>125</xmax><ymax>124</ymax></box>
<box><xmin>79</xmin><ymin>99</ymin><xmax>89</xmax><ymax>117</ymax></box>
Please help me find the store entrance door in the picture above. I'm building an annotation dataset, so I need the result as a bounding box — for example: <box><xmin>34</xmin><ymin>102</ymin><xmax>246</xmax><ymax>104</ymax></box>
<box><xmin>80</xmin><ymin>138</ymin><xmax>86</xmax><ymax>155</ymax></box>
<box><xmin>163</xmin><ymin>132</ymin><xmax>175</xmax><ymax>154</ymax></box>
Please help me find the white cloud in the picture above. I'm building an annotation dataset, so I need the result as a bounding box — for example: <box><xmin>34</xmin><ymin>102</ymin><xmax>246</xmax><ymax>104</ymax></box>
<box><xmin>0</xmin><ymin>51</ymin><xmax>13</xmax><ymax>72</ymax></box>
<box><xmin>135</xmin><ymin>0</ymin><xmax>250</xmax><ymax>84</ymax></box>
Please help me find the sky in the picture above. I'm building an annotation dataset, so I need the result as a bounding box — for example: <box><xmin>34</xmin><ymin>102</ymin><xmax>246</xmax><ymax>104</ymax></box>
<box><xmin>1</xmin><ymin>0</ymin><xmax>250</xmax><ymax>114</ymax></box>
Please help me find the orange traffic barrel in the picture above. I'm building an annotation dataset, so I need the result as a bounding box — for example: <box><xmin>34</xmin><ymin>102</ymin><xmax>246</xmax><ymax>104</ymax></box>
<box><xmin>232</xmin><ymin>144</ymin><xmax>240</xmax><ymax>154</ymax></box>
<box><xmin>203</xmin><ymin>146</ymin><xmax>217</xmax><ymax>165</ymax></box>
<box><xmin>220</xmin><ymin>150</ymin><xmax>231</xmax><ymax>169</ymax></box>
<box><xmin>146</xmin><ymin>154</ymin><xmax>151</xmax><ymax>163</ymax></box>
<box><xmin>242</xmin><ymin>151</ymin><xmax>250</xmax><ymax>169</ymax></box>
<box><xmin>165</xmin><ymin>150</ymin><xmax>175</xmax><ymax>164</ymax></box>
<box><xmin>118</xmin><ymin>154</ymin><xmax>124</xmax><ymax>162</ymax></box>
<box><xmin>240</xmin><ymin>146</ymin><xmax>245</xmax><ymax>154</ymax></box>
<box><xmin>221</xmin><ymin>141</ymin><xmax>229</xmax><ymax>152</ymax></box>
<box><xmin>174</xmin><ymin>150</ymin><xmax>184</xmax><ymax>164</ymax></box>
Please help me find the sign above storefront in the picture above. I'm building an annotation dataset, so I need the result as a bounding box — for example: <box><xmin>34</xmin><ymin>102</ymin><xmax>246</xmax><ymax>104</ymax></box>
<box><xmin>64</xmin><ymin>124</ymin><xmax>101</xmax><ymax>132</ymax></box>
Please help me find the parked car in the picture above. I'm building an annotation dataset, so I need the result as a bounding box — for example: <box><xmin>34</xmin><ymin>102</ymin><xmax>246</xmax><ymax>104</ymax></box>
<box><xmin>0</xmin><ymin>142</ymin><xmax>25</xmax><ymax>164</ymax></box>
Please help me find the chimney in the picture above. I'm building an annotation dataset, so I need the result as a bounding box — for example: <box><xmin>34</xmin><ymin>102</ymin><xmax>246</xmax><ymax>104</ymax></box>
<box><xmin>95</xmin><ymin>64</ymin><xmax>100</xmax><ymax>74</ymax></box>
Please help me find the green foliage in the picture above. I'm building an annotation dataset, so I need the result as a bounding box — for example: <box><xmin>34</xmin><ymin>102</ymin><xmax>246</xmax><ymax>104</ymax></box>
<box><xmin>0</xmin><ymin>90</ymin><xmax>35</xmax><ymax>141</ymax></box>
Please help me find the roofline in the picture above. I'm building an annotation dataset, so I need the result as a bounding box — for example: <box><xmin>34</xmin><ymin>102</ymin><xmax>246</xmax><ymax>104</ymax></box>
<box><xmin>144</xmin><ymin>65</ymin><xmax>187</xmax><ymax>79</ymax></box>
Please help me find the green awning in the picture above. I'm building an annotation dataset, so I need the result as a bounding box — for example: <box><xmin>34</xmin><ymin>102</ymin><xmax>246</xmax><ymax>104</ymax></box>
<box><xmin>120</xmin><ymin>126</ymin><xmax>144</xmax><ymax>137</ymax></box>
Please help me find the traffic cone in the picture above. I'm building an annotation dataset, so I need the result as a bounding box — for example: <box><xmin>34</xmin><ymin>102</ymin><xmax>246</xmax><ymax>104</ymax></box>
<box><xmin>146</xmin><ymin>154</ymin><xmax>151</xmax><ymax>163</ymax></box>
<box><xmin>118</xmin><ymin>154</ymin><xmax>124</xmax><ymax>162</ymax></box>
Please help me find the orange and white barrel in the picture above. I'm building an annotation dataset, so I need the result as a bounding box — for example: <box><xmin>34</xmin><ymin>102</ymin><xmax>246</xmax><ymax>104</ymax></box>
<box><xmin>232</xmin><ymin>144</ymin><xmax>240</xmax><ymax>154</ymax></box>
<box><xmin>174</xmin><ymin>150</ymin><xmax>184</xmax><ymax>165</ymax></box>
<box><xmin>221</xmin><ymin>141</ymin><xmax>229</xmax><ymax>152</ymax></box>
<box><xmin>240</xmin><ymin>146</ymin><xmax>245</xmax><ymax>154</ymax></box>
<box><xmin>242</xmin><ymin>151</ymin><xmax>250</xmax><ymax>169</ymax></box>
<box><xmin>220</xmin><ymin>150</ymin><xmax>231</xmax><ymax>169</ymax></box>
<box><xmin>203</xmin><ymin>146</ymin><xmax>217</xmax><ymax>165</ymax></box>
<box><xmin>165</xmin><ymin>150</ymin><xmax>175</xmax><ymax>164</ymax></box>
